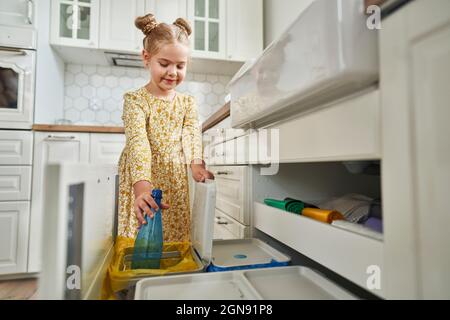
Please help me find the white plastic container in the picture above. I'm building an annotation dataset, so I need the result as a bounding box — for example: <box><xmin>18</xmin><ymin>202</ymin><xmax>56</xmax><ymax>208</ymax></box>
<box><xmin>229</xmin><ymin>0</ymin><xmax>378</xmax><ymax>128</ymax></box>
<box><xmin>189</xmin><ymin>180</ymin><xmax>290</xmax><ymax>271</ymax></box>
<box><xmin>135</xmin><ymin>266</ymin><xmax>356</xmax><ymax>300</ymax></box>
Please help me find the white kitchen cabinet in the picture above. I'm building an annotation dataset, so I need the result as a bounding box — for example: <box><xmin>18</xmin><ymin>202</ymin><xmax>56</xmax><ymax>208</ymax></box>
<box><xmin>206</xmin><ymin>165</ymin><xmax>251</xmax><ymax>240</ymax></box>
<box><xmin>380</xmin><ymin>0</ymin><xmax>450</xmax><ymax>299</ymax></box>
<box><xmin>267</xmin><ymin>89</ymin><xmax>381</xmax><ymax>163</ymax></box>
<box><xmin>0</xmin><ymin>202</ymin><xmax>30</xmax><ymax>275</ymax></box>
<box><xmin>189</xmin><ymin>0</ymin><xmax>263</xmax><ymax>62</ymax></box>
<box><xmin>99</xmin><ymin>0</ymin><xmax>188</xmax><ymax>54</ymax></box>
<box><xmin>28</xmin><ymin>131</ymin><xmax>90</xmax><ymax>272</ymax></box>
<box><xmin>89</xmin><ymin>133</ymin><xmax>125</xmax><ymax>164</ymax></box>
<box><xmin>0</xmin><ymin>130</ymin><xmax>33</xmax><ymax>165</ymax></box>
<box><xmin>0</xmin><ymin>0</ymin><xmax>35</xmax><ymax>27</ymax></box>
<box><xmin>146</xmin><ymin>0</ymin><xmax>187</xmax><ymax>25</ymax></box>
<box><xmin>50</xmin><ymin>0</ymin><xmax>100</xmax><ymax>48</ymax></box>
<box><xmin>99</xmin><ymin>0</ymin><xmax>147</xmax><ymax>53</ymax></box>
<box><xmin>0</xmin><ymin>130</ymin><xmax>32</xmax><ymax>277</ymax></box>
<box><xmin>0</xmin><ymin>166</ymin><xmax>32</xmax><ymax>202</ymax></box>
<box><xmin>226</xmin><ymin>0</ymin><xmax>263</xmax><ymax>62</ymax></box>
<box><xmin>188</xmin><ymin>0</ymin><xmax>226</xmax><ymax>59</ymax></box>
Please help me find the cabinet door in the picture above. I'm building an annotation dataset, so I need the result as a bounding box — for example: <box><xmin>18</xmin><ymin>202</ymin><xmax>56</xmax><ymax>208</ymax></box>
<box><xmin>381</xmin><ymin>0</ymin><xmax>450</xmax><ymax>299</ymax></box>
<box><xmin>0</xmin><ymin>202</ymin><xmax>30</xmax><ymax>275</ymax></box>
<box><xmin>145</xmin><ymin>0</ymin><xmax>187</xmax><ymax>25</ymax></box>
<box><xmin>0</xmin><ymin>0</ymin><xmax>35</xmax><ymax>27</ymax></box>
<box><xmin>28</xmin><ymin>132</ymin><xmax>89</xmax><ymax>273</ymax></box>
<box><xmin>226</xmin><ymin>0</ymin><xmax>263</xmax><ymax>62</ymax></box>
<box><xmin>0</xmin><ymin>130</ymin><xmax>33</xmax><ymax>165</ymax></box>
<box><xmin>50</xmin><ymin>0</ymin><xmax>100</xmax><ymax>48</ymax></box>
<box><xmin>188</xmin><ymin>0</ymin><xmax>226</xmax><ymax>59</ymax></box>
<box><xmin>89</xmin><ymin>133</ymin><xmax>125</xmax><ymax>164</ymax></box>
<box><xmin>99</xmin><ymin>0</ymin><xmax>146</xmax><ymax>53</ymax></box>
<box><xmin>0</xmin><ymin>166</ymin><xmax>32</xmax><ymax>201</ymax></box>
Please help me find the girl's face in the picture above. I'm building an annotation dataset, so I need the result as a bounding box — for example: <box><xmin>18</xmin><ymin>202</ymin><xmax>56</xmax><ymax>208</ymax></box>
<box><xmin>143</xmin><ymin>42</ymin><xmax>189</xmax><ymax>92</ymax></box>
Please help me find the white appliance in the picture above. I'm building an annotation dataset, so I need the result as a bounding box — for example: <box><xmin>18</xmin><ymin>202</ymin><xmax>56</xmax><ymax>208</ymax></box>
<box><xmin>0</xmin><ymin>0</ymin><xmax>37</xmax><ymax>129</ymax></box>
<box><xmin>38</xmin><ymin>163</ymin><xmax>117</xmax><ymax>300</ymax></box>
<box><xmin>228</xmin><ymin>0</ymin><xmax>378</xmax><ymax>128</ymax></box>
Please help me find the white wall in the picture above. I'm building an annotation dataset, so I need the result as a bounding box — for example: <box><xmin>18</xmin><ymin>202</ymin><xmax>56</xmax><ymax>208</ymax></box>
<box><xmin>263</xmin><ymin>0</ymin><xmax>315</xmax><ymax>47</ymax></box>
<box><xmin>34</xmin><ymin>0</ymin><xmax>65</xmax><ymax>124</ymax></box>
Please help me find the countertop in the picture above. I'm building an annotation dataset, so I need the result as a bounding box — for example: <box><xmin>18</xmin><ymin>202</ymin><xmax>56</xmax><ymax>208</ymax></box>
<box><xmin>201</xmin><ymin>102</ymin><xmax>230</xmax><ymax>133</ymax></box>
<box><xmin>32</xmin><ymin>124</ymin><xmax>125</xmax><ymax>134</ymax></box>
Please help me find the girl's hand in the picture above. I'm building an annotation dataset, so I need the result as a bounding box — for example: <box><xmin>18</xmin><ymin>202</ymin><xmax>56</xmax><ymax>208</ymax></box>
<box><xmin>191</xmin><ymin>163</ymin><xmax>215</xmax><ymax>183</ymax></box>
<box><xmin>133</xmin><ymin>181</ymin><xmax>169</xmax><ymax>227</ymax></box>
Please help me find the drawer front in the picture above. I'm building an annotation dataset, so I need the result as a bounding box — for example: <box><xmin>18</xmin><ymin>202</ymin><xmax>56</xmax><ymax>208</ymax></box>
<box><xmin>0</xmin><ymin>166</ymin><xmax>32</xmax><ymax>201</ymax></box>
<box><xmin>216</xmin><ymin>197</ymin><xmax>243</xmax><ymax>224</ymax></box>
<box><xmin>210</xmin><ymin>142</ymin><xmax>225</xmax><ymax>165</ymax></box>
<box><xmin>213</xmin><ymin>219</ymin><xmax>237</xmax><ymax>240</ymax></box>
<box><xmin>209</xmin><ymin>165</ymin><xmax>245</xmax><ymax>181</ymax></box>
<box><xmin>215</xmin><ymin>209</ymin><xmax>250</xmax><ymax>239</ymax></box>
<box><xmin>209</xmin><ymin>165</ymin><xmax>249</xmax><ymax>225</ymax></box>
<box><xmin>272</xmin><ymin>89</ymin><xmax>381</xmax><ymax>162</ymax></box>
<box><xmin>0</xmin><ymin>130</ymin><xmax>33</xmax><ymax>165</ymax></box>
<box><xmin>89</xmin><ymin>133</ymin><xmax>125</xmax><ymax>165</ymax></box>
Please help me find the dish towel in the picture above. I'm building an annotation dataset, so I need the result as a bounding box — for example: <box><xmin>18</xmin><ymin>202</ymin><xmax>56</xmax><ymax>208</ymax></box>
<box><xmin>264</xmin><ymin>197</ymin><xmax>317</xmax><ymax>214</ymax></box>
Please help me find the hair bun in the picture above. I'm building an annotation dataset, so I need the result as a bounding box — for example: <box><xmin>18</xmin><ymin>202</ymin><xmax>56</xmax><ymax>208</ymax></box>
<box><xmin>135</xmin><ymin>13</ymin><xmax>159</xmax><ymax>36</ymax></box>
<box><xmin>173</xmin><ymin>18</ymin><xmax>192</xmax><ymax>36</ymax></box>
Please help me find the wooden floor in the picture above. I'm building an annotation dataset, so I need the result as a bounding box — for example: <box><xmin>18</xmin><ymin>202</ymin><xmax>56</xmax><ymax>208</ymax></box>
<box><xmin>0</xmin><ymin>278</ymin><xmax>38</xmax><ymax>300</ymax></box>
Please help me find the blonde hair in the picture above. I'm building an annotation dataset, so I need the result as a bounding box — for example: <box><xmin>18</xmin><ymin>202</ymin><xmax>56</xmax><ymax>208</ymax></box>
<box><xmin>135</xmin><ymin>13</ymin><xmax>192</xmax><ymax>56</ymax></box>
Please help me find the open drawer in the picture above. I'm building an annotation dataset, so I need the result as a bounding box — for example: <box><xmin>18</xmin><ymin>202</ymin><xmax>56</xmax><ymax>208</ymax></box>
<box><xmin>254</xmin><ymin>202</ymin><xmax>384</xmax><ymax>297</ymax></box>
<box><xmin>250</xmin><ymin>161</ymin><xmax>384</xmax><ymax>298</ymax></box>
<box><xmin>135</xmin><ymin>266</ymin><xmax>356</xmax><ymax>300</ymax></box>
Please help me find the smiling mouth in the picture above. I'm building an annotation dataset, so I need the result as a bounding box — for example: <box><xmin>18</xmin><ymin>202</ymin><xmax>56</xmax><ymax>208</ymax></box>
<box><xmin>163</xmin><ymin>79</ymin><xmax>176</xmax><ymax>83</ymax></box>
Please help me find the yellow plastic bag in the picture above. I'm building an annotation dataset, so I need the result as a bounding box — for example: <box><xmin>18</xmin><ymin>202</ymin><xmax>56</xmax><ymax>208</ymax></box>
<box><xmin>101</xmin><ymin>236</ymin><xmax>201</xmax><ymax>300</ymax></box>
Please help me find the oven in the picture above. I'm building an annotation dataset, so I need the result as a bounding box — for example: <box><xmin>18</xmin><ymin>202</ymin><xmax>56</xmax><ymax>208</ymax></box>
<box><xmin>0</xmin><ymin>46</ymin><xmax>36</xmax><ymax>129</ymax></box>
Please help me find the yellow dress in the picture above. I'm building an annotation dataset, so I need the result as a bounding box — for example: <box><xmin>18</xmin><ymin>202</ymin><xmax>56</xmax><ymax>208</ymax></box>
<box><xmin>118</xmin><ymin>86</ymin><xmax>203</xmax><ymax>242</ymax></box>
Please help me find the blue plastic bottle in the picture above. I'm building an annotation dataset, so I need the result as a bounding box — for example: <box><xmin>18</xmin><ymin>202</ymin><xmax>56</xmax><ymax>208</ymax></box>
<box><xmin>131</xmin><ymin>189</ymin><xmax>163</xmax><ymax>270</ymax></box>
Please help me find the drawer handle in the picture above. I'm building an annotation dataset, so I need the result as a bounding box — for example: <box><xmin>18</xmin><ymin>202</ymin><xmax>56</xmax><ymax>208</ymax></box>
<box><xmin>216</xmin><ymin>171</ymin><xmax>230</xmax><ymax>175</ymax></box>
<box><xmin>45</xmin><ymin>135</ymin><xmax>76</xmax><ymax>141</ymax></box>
<box><xmin>217</xmin><ymin>221</ymin><xmax>229</xmax><ymax>225</ymax></box>
<box><xmin>27</xmin><ymin>0</ymin><xmax>34</xmax><ymax>24</ymax></box>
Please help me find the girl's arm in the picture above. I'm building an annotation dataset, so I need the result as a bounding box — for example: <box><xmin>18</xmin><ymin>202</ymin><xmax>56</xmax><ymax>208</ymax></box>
<box><xmin>182</xmin><ymin>96</ymin><xmax>214</xmax><ymax>182</ymax></box>
<box><xmin>182</xmin><ymin>96</ymin><xmax>204</xmax><ymax>166</ymax></box>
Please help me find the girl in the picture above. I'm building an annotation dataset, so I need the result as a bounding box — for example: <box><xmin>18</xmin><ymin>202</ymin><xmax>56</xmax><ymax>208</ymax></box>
<box><xmin>118</xmin><ymin>13</ymin><xmax>214</xmax><ymax>242</ymax></box>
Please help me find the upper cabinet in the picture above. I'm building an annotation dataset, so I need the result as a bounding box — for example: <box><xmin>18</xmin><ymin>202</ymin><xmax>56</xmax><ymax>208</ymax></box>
<box><xmin>188</xmin><ymin>0</ymin><xmax>263</xmax><ymax>61</ymax></box>
<box><xmin>49</xmin><ymin>0</ymin><xmax>263</xmax><ymax>73</ymax></box>
<box><xmin>188</xmin><ymin>0</ymin><xmax>226</xmax><ymax>59</ymax></box>
<box><xmin>147</xmin><ymin>0</ymin><xmax>187</xmax><ymax>26</ymax></box>
<box><xmin>99</xmin><ymin>0</ymin><xmax>147</xmax><ymax>53</ymax></box>
<box><xmin>0</xmin><ymin>0</ymin><xmax>36</xmax><ymax>28</ymax></box>
<box><xmin>226</xmin><ymin>0</ymin><xmax>263</xmax><ymax>62</ymax></box>
<box><xmin>50</xmin><ymin>0</ymin><xmax>100</xmax><ymax>48</ymax></box>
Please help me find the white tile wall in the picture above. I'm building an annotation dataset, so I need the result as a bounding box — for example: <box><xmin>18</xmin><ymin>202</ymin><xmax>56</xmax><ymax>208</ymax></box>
<box><xmin>64</xmin><ymin>63</ymin><xmax>231</xmax><ymax>126</ymax></box>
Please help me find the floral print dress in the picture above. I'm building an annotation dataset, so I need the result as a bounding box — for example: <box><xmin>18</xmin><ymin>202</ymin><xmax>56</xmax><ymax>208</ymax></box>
<box><xmin>118</xmin><ymin>86</ymin><xmax>203</xmax><ymax>242</ymax></box>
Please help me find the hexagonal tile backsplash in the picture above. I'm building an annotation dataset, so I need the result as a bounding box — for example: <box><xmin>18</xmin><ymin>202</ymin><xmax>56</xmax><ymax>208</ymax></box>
<box><xmin>64</xmin><ymin>63</ymin><xmax>231</xmax><ymax>126</ymax></box>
